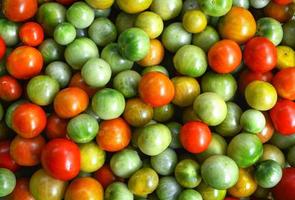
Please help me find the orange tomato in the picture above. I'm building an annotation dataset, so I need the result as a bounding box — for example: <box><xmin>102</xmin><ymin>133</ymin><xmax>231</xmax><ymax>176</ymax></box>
<box><xmin>69</xmin><ymin>72</ymin><xmax>98</xmax><ymax>97</ymax></box>
<box><xmin>45</xmin><ymin>113</ymin><xmax>68</xmax><ymax>139</ymax></box>
<box><xmin>138</xmin><ymin>39</ymin><xmax>165</xmax><ymax>67</ymax></box>
<box><xmin>264</xmin><ymin>2</ymin><xmax>293</xmax><ymax>22</ymax></box>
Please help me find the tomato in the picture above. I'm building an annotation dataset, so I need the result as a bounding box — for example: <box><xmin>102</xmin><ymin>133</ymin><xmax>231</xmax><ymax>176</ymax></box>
<box><xmin>45</xmin><ymin>113</ymin><xmax>68</xmax><ymax>139</ymax></box>
<box><xmin>192</xmin><ymin>26</ymin><xmax>220</xmax><ymax>52</ymax></box>
<box><xmin>0</xmin><ymin>140</ymin><xmax>19</xmax><ymax>172</ymax></box>
<box><xmin>273</xmin><ymin>68</ymin><xmax>295</xmax><ymax>100</ymax></box>
<box><xmin>38</xmin><ymin>39</ymin><xmax>64</xmax><ymax>64</ymax></box>
<box><xmin>264</xmin><ymin>2</ymin><xmax>293</xmax><ymax>22</ymax></box>
<box><xmin>197</xmin><ymin>181</ymin><xmax>226</xmax><ymax>200</ymax></box>
<box><xmin>240</xmin><ymin>109</ymin><xmax>266</xmax><ymax>134</ymax></box>
<box><xmin>255</xmin><ymin>160</ymin><xmax>282</xmax><ymax>189</ymax></box>
<box><xmin>257</xmin><ymin>113</ymin><xmax>274</xmax><ymax>143</ymax></box>
<box><xmin>41</xmin><ymin>139</ymin><xmax>80</xmax><ymax>181</ymax></box>
<box><xmin>138</xmin><ymin>39</ymin><xmax>164</xmax><ymax>67</ymax></box>
<box><xmin>150</xmin><ymin>148</ymin><xmax>178</xmax><ymax>176</ymax></box>
<box><xmin>198</xmin><ymin>0</ymin><xmax>232</xmax><ymax>17</ymax></box>
<box><xmin>11</xmin><ymin>103</ymin><xmax>47</xmax><ymax>139</ymax></box>
<box><xmin>276</xmin><ymin>46</ymin><xmax>295</xmax><ymax>69</ymax></box>
<box><xmin>105</xmin><ymin>182</ymin><xmax>133</xmax><ymax>200</ymax></box>
<box><xmin>19</xmin><ymin>22</ymin><xmax>44</xmax><ymax>47</ymax></box>
<box><xmin>273</xmin><ymin>0</ymin><xmax>293</xmax><ymax>5</ymax></box>
<box><xmin>260</xmin><ymin>144</ymin><xmax>285</xmax><ymax>167</ymax></box>
<box><xmin>153</xmin><ymin>103</ymin><xmax>174</xmax><ymax>122</ymax></box>
<box><xmin>6</xmin><ymin>46</ymin><xmax>43</xmax><ymax>80</ymax></box>
<box><xmin>256</xmin><ymin>17</ymin><xmax>283</xmax><ymax>46</ymax></box>
<box><xmin>178</xmin><ymin>189</ymin><xmax>202</xmax><ymax>200</ymax></box>
<box><xmin>94</xmin><ymin>165</ymin><xmax>117</xmax><ymax>189</ymax></box>
<box><xmin>2</xmin><ymin>0</ymin><xmax>38</xmax><ymax>22</ymax></box>
<box><xmin>0</xmin><ymin>36</ymin><xmax>6</xmax><ymax>59</ymax></box>
<box><xmin>272</xmin><ymin>168</ymin><xmax>295</xmax><ymax>200</ymax></box>
<box><xmin>218</xmin><ymin>7</ymin><xmax>256</xmax><ymax>44</ymax></box>
<box><xmin>0</xmin><ymin>75</ymin><xmax>22</xmax><ymax>102</ymax></box>
<box><xmin>117</xmin><ymin>0</ymin><xmax>152</xmax><ymax>14</ymax></box>
<box><xmin>45</xmin><ymin>61</ymin><xmax>72</xmax><ymax>88</ymax></box>
<box><xmin>69</xmin><ymin>72</ymin><xmax>98</xmax><ymax>97</ymax></box>
<box><xmin>0</xmin><ymin>168</ymin><xmax>16</xmax><ymax>197</ymax></box>
<box><xmin>9</xmin><ymin>178</ymin><xmax>34</xmax><ymax>200</ymax></box>
<box><xmin>175</xmin><ymin>159</ymin><xmax>202</xmax><ymax>188</ymax></box>
<box><xmin>54</xmin><ymin>87</ymin><xmax>89</xmax><ymax>119</ymax></box>
<box><xmin>270</xmin><ymin>99</ymin><xmax>295</xmax><ymax>135</ymax></box>
<box><xmin>139</xmin><ymin>72</ymin><xmax>175</xmax><ymax>107</ymax></box>
<box><xmin>56</xmin><ymin>0</ymin><xmax>77</xmax><ymax>6</ymax></box>
<box><xmin>156</xmin><ymin>177</ymin><xmax>182</xmax><ymax>199</ymax></box>
<box><xmin>182</xmin><ymin>10</ymin><xmax>207</xmax><ymax>33</ymax></box>
<box><xmin>244</xmin><ymin>37</ymin><xmax>277</xmax><ymax>73</ymax></box>
<box><xmin>208</xmin><ymin>40</ymin><xmax>242</xmax><ymax>73</ymax></box>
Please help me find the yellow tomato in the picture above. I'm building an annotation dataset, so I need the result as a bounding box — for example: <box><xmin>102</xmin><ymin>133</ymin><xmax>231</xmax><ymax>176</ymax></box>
<box><xmin>183</xmin><ymin>10</ymin><xmax>207</xmax><ymax>33</ymax></box>
<box><xmin>228</xmin><ymin>168</ymin><xmax>257</xmax><ymax>198</ymax></box>
<box><xmin>116</xmin><ymin>0</ymin><xmax>153</xmax><ymax>14</ymax></box>
<box><xmin>277</xmin><ymin>46</ymin><xmax>295</xmax><ymax>69</ymax></box>
<box><xmin>85</xmin><ymin>0</ymin><xmax>114</xmax><ymax>9</ymax></box>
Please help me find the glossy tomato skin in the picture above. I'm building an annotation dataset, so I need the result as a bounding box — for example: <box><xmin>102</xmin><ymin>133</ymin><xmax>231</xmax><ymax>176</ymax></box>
<box><xmin>180</xmin><ymin>121</ymin><xmax>211</xmax><ymax>153</ymax></box>
<box><xmin>94</xmin><ymin>164</ymin><xmax>117</xmax><ymax>189</ymax></box>
<box><xmin>41</xmin><ymin>138</ymin><xmax>80</xmax><ymax>181</ymax></box>
<box><xmin>244</xmin><ymin>37</ymin><xmax>277</xmax><ymax>73</ymax></box>
<box><xmin>6</xmin><ymin>46</ymin><xmax>43</xmax><ymax>80</ymax></box>
<box><xmin>273</xmin><ymin>167</ymin><xmax>295</xmax><ymax>200</ymax></box>
<box><xmin>0</xmin><ymin>75</ymin><xmax>22</xmax><ymax>101</ymax></box>
<box><xmin>270</xmin><ymin>99</ymin><xmax>295</xmax><ymax>135</ymax></box>
<box><xmin>272</xmin><ymin>67</ymin><xmax>295</xmax><ymax>100</ymax></box>
<box><xmin>45</xmin><ymin>113</ymin><xmax>68</xmax><ymax>139</ymax></box>
<box><xmin>139</xmin><ymin>72</ymin><xmax>175</xmax><ymax>107</ymax></box>
<box><xmin>11</xmin><ymin>103</ymin><xmax>47</xmax><ymax>139</ymax></box>
<box><xmin>2</xmin><ymin>0</ymin><xmax>38</xmax><ymax>22</ymax></box>
<box><xmin>19</xmin><ymin>22</ymin><xmax>44</xmax><ymax>47</ymax></box>
<box><xmin>0</xmin><ymin>140</ymin><xmax>19</xmax><ymax>172</ymax></box>
<box><xmin>9</xmin><ymin>178</ymin><xmax>35</xmax><ymax>200</ymax></box>
<box><xmin>0</xmin><ymin>36</ymin><xmax>6</xmax><ymax>59</ymax></box>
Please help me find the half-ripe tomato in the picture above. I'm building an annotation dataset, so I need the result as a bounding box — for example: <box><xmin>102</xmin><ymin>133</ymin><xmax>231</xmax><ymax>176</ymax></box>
<box><xmin>0</xmin><ymin>140</ymin><xmax>19</xmax><ymax>172</ymax></box>
<box><xmin>272</xmin><ymin>67</ymin><xmax>295</xmax><ymax>101</ymax></box>
<box><xmin>273</xmin><ymin>167</ymin><xmax>295</xmax><ymax>200</ymax></box>
<box><xmin>257</xmin><ymin>113</ymin><xmax>274</xmax><ymax>143</ymax></box>
<box><xmin>208</xmin><ymin>39</ymin><xmax>242</xmax><ymax>73</ymax></box>
<box><xmin>272</xmin><ymin>0</ymin><xmax>293</xmax><ymax>5</ymax></box>
<box><xmin>97</xmin><ymin>118</ymin><xmax>131</xmax><ymax>152</ymax></box>
<box><xmin>264</xmin><ymin>1</ymin><xmax>293</xmax><ymax>22</ymax></box>
<box><xmin>137</xmin><ymin>39</ymin><xmax>165</xmax><ymax>67</ymax></box>
<box><xmin>139</xmin><ymin>72</ymin><xmax>175</xmax><ymax>107</ymax></box>
<box><xmin>244</xmin><ymin>37</ymin><xmax>277</xmax><ymax>73</ymax></box>
<box><xmin>270</xmin><ymin>99</ymin><xmax>295</xmax><ymax>135</ymax></box>
<box><xmin>2</xmin><ymin>0</ymin><xmax>38</xmax><ymax>22</ymax></box>
<box><xmin>11</xmin><ymin>103</ymin><xmax>47</xmax><ymax>138</ymax></box>
<box><xmin>10</xmin><ymin>135</ymin><xmax>46</xmax><ymax>166</ymax></box>
<box><xmin>0</xmin><ymin>36</ymin><xmax>6</xmax><ymax>59</ymax></box>
<box><xmin>180</xmin><ymin>121</ymin><xmax>212</xmax><ymax>153</ymax></box>
<box><xmin>69</xmin><ymin>72</ymin><xmax>98</xmax><ymax>97</ymax></box>
<box><xmin>93</xmin><ymin>164</ymin><xmax>117</xmax><ymax>189</ymax></box>
<box><xmin>41</xmin><ymin>138</ymin><xmax>80</xmax><ymax>181</ymax></box>
<box><xmin>56</xmin><ymin>0</ymin><xmax>78</xmax><ymax>5</ymax></box>
<box><xmin>45</xmin><ymin>113</ymin><xmax>68</xmax><ymax>139</ymax></box>
<box><xmin>9</xmin><ymin>178</ymin><xmax>35</xmax><ymax>200</ymax></box>
<box><xmin>54</xmin><ymin>87</ymin><xmax>89</xmax><ymax>119</ymax></box>
<box><xmin>6</xmin><ymin>46</ymin><xmax>43</xmax><ymax>80</ymax></box>
<box><xmin>19</xmin><ymin>22</ymin><xmax>44</xmax><ymax>47</ymax></box>
<box><xmin>0</xmin><ymin>75</ymin><xmax>22</xmax><ymax>101</ymax></box>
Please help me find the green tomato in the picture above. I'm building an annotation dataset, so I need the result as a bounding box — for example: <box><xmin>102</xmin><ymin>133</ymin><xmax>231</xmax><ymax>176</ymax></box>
<box><xmin>150</xmin><ymin>148</ymin><xmax>178</xmax><ymax>176</ymax></box>
<box><xmin>38</xmin><ymin>39</ymin><xmax>64</xmax><ymax>64</ymax></box>
<box><xmin>162</xmin><ymin>23</ymin><xmax>192</xmax><ymax>53</ymax></box>
<box><xmin>255</xmin><ymin>160</ymin><xmax>282</xmax><ymax>188</ymax></box>
<box><xmin>173</xmin><ymin>45</ymin><xmax>207</xmax><ymax>77</ymax></box>
<box><xmin>88</xmin><ymin>17</ymin><xmax>117</xmax><ymax>46</ymax></box>
<box><xmin>196</xmin><ymin>181</ymin><xmax>226</xmax><ymax>200</ymax></box>
<box><xmin>113</xmin><ymin>70</ymin><xmax>141</xmax><ymax>98</ymax></box>
<box><xmin>240</xmin><ymin>109</ymin><xmax>266</xmax><ymax>133</ymax></box>
<box><xmin>64</xmin><ymin>37</ymin><xmax>99</xmax><ymax>70</ymax></box>
<box><xmin>215</xmin><ymin>102</ymin><xmax>242</xmax><ymax>137</ymax></box>
<box><xmin>259</xmin><ymin>144</ymin><xmax>285</xmax><ymax>168</ymax></box>
<box><xmin>201</xmin><ymin>155</ymin><xmax>239</xmax><ymax>190</ymax></box>
<box><xmin>115</xmin><ymin>12</ymin><xmax>137</xmax><ymax>33</ymax></box>
<box><xmin>233</xmin><ymin>0</ymin><xmax>249</xmax><ymax>9</ymax></box>
<box><xmin>150</xmin><ymin>0</ymin><xmax>183</xmax><ymax>20</ymax></box>
<box><xmin>153</xmin><ymin>104</ymin><xmax>174</xmax><ymax>122</ymax></box>
<box><xmin>249</xmin><ymin>0</ymin><xmax>270</xmax><ymax>9</ymax></box>
<box><xmin>66</xmin><ymin>2</ymin><xmax>94</xmax><ymax>29</ymax></box>
<box><xmin>94</xmin><ymin>8</ymin><xmax>111</xmax><ymax>18</ymax></box>
<box><xmin>105</xmin><ymin>182</ymin><xmax>133</xmax><ymax>200</ymax></box>
<box><xmin>0</xmin><ymin>168</ymin><xmax>16</xmax><ymax>197</ymax></box>
<box><xmin>192</xmin><ymin>26</ymin><xmax>220</xmax><ymax>52</ymax></box>
<box><xmin>45</xmin><ymin>61</ymin><xmax>72</xmax><ymax>88</ymax></box>
<box><xmin>137</xmin><ymin>123</ymin><xmax>172</xmax><ymax>156</ymax></box>
<box><xmin>178</xmin><ymin>189</ymin><xmax>202</xmax><ymax>200</ymax></box>
<box><xmin>270</xmin><ymin>132</ymin><xmax>295</xmax><ymax>149</ymax></box>
<box><xmin>0</xmin><ymin>19</ymin><xmax>19</xmax><ymax>46</ymax></box>
<box><xmin>287</xmin><ymin>145</ymin><xmax>295</xmax><ymax>167</ymax></box>
<box><xmin>81</xmin><ymin>58</ymin><xmax>112</xmax><ymax>88</ymax></box>
<box><xmin>282</xmin><ymin>20</ymin><xmax>295</xmax><ymax>49</ymax></box>
<box><xmin>53</xmin><ymin>22</ymin><xmax>76</xmax><ymax>45</ymax></box>
<box><xmin>227</xmin><ymin>133</ymin><xmax>263</xmax><ymax>168</ymax></box>
<box><xmin>174</xmin><ymin>159</ymin><xmax>202</xmax><ymax>188</ymax></box>
<box><xmin>166</xmin><ymin>122</ymin><xmax>182</xmax><ymax>149</ymax></box>
<box><xmin>67</xmin><ymin>114</ymin><xmax>99</xmax><ymax>143</ymax></box>
<box><xmin>110</xmin><ymin>149</ymin><xmax>142</xmax><ymax>178</ymax></box>
<box><xmin>156</xmin><ymin>177</ymin><xmax>182</xmax><ymax>200</ymax></box>
<box><xmin>198</xmin><ymin>0</ymin><xmax>232</xmax><ymax>17</ymax></box>
<box><xmin>141</xmin><ymin>65</ymin><xmax>169</xmax><ymax>76</ymax></box>
<box><xmin>257</xmin><ymin>17</ymin><xmax>283</xmax><ymax>46</ymax></box>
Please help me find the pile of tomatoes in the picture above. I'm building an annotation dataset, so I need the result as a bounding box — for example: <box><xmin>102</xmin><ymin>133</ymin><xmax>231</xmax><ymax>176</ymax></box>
<box><xmin>0</xmin><ymin>0</ymin><xmax>295</xmax><ymax>200</ymax></box>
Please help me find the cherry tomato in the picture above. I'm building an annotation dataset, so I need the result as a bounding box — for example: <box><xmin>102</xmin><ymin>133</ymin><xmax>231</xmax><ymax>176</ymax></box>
<box><xmin>139</xmin><ymin>72</ymin><xmax>175</xmax><ymax>107</ymax></box>
<box><xmin>69</xmin><ymin>72</ymin><xmax>98</xmax><ymax>97</ymax></box>
<box><xmin>19</xmin><ymin>22</ymin><xmax>44</xmax><ymax>47</ymax></box>
<box><xmin>9</xmin><ymin>178</ymin><xmax>34</xmax><ymax>200</ymax></box>
<box><xmin>273</xmin><ymin>167</ymin><xmax>295</xmax><ymax>200</ymax></box>
<box><xmin>272</xmin><ymin>0</ymin><xmax>293</xmax><ymax>5</ymax></box>
<box><xmin>0</xmin><ymin>140</ymin><xmax>19</xmax><ymax>172</ymax></box>
<box><xmin>208</xmin><ymin>39</ymin><xmax>242</xmax><ymax>74</ymax></box>
<box><xmin>264</xmin><ymin>2</ymin><xmax>293</xmax><ymax>22</ymax></box>
<box><xmin>54</xmin><ymin>87</ymin><xmax>89</xmax><ymax>119</ymax></box>
<box><xmin>11</xmin><ymin>103</ymin><xmax>47</xmax><ymax>138</ymax></box>
<box><xmin>2</xmin><ymin>0</ymin><xmax>38</xmax><ymax>22</ymax></box>
<box><xmin>270</xmin><ymin>99</ymin><xmax>295</xmax><ymax>135</ymax></box>
<box><xmin>0</xmin><ymin>36</ymin><xmax>6</xmax><ymax>59</ymax></box>
<box><xmin>97</xmin><ymin>118</ymin><xmax>131</xmax><ymax>152</ymax></box>
<box><xmin>10</xmin><ymin>135</ymin><xmax>46</xmax><ymax>166</ymax></box>
<box><xmin>137</xmin><ymin>39</ymin><xmax>165</xmax><ymax>67</ymax></box>
<box><xmin>272</xmin><ymin>67</ymin><xmax>295</xmax><ymax>101</ymax></box>
<box><xmin>257</xmin><ymin>113</ymin><xmax>274</xmax><ymax>143</ymax></box>
<box><xmin>45</xmin><ymin>113</ymin><xmax>68</xmax><ymax>139</ymax></box>
<box><xmin>0</xmin><ymin>75</ymin><xmax>22</xmax><ymax>101</ymax></box>
<box><xmin>41</xmin><ymin>138</ymin><xmax>80</xmax><ymax>181</ymax></box>
<box><xmin>244</xmin><ymin>37</ymin><xmax>277</xmax><ymax>73</ymax></box>
<box><xmin>6</xmin><ymin>46</ymin><xmax>43</xmax><ymax>80</ymax></box>
<box><xmin>94</xmin><ymin>165</ymin><xmax>117</xmax><ymax>189</ymax></box>
<box><xmin>180</xmin><ymin>121</ymin><xmax>212</xmax><ymax>153</ymax></box>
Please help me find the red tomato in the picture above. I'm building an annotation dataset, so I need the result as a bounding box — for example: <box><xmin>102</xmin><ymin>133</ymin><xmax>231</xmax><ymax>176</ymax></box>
<box><xmin>273</xmin><ymin>0</ymin><xmax>293</xmax><ymax>5</ymax></box>
<box><xmin>56</xmin><ymin>0</ymin><xmax>77</xmax><ymax>5</ymax></box>
<box><xmin>6</xmin><ymin>46</ymin><xmax>43</xmax><ymax>80</ymax></box>
<box><xmin>10</xmin><ymin>135</ymin><xmax>46</xmax><ymax>166</ymax></box>
<box><xmin>41</xmin><ymin>138</ymin><xmax>80</xmax><ymax>181</ymax></box>
<box><xmin>93</xmin><ymin>165</ymin><xmax>117</xmax><ymax>189</ymax></box>
<box><xmin>9</xmin><ymin>178</ymin><xmax>35</xmax><ymax>200</ymax></box>
<box><xmin>273</xmin><ymin>167</ymin><xmax>295</xmax><ymax>200</ymax></box>
<box><xmin>0</xmin><ymin>75</ymin><xmax>23</xmax><ymax>101</ymax></box>
<box><xmin>19</xmin><ymin>22</ymin><xmax>44</xmax><ymax>47</ymax></box>
<box><xmin>0</xmin><ymin>36</ymin><xmax>6</xmax><ymax>59</ymax></box>
<box><xmin>12</xmin><ymin>103</ymin><xmax>47</xmax><ymax>138</ymax></box>
<box><xmin>97</xmin><ymin>118</ymin><xmax>131</xmax><ymax>152</ymax></box>
<box><xmin>54</xmin><ymin>87</ymin><xmax>89</xmax><ymax>119</ymax></box>
<box><xmin>180</xmin><ymin>121</ymin><xmax>212</xmax><ymax>153</ymax></box>
<box><xmin>0</xmin><ymin>140</ymin><xmax>19</xmax><ymax>172</ymax></box>
<box><xmin>243</xmin><ymin>37</ymin><xmax>277</xmax><ymax>73</ymax></box>
<box><xmin>208</xmin><ymin>39</ymin><xmax>242</xmax><ymax>73</ymax></box>
<box><xmin>139</xmin><ymin>72</ymin><xmax>175</xmax><ymax>107</ymax></box>
<box><xmin>270</xmin><ymin>99</ymin><xmax>295</xmax><ymax>135</ymax></box>
<box><xmin>238</xmin><ymin>69</ymin><xmax>273</xmax><ymax>93</ymax></box>
<box><xmin>2</xmin><ymin>0</ymin><xmax>38</xmax><ymax>22</ymax></box>
<box><xmin>272</xmin><ymin>67</ymin><xmax>295</xmax><ymax>101</ymax></box>
<box><xmin>69</xmin><ymin>72</ymin><xmax>98</xmax><ymax>97</ymax></box>
<box><xmin>45</xmin><ymin>113</ymin><xmax>68</xmax><ymax>139</ymax></box>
